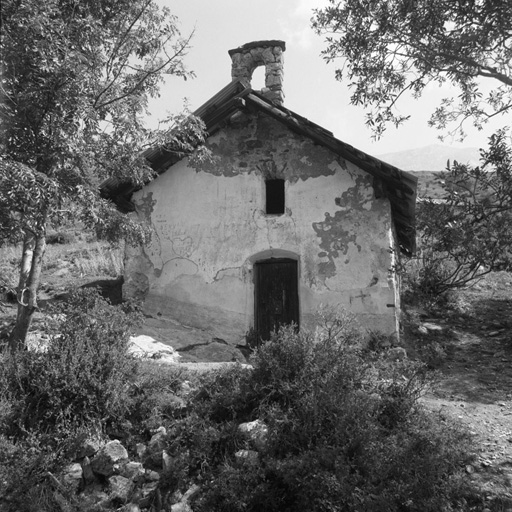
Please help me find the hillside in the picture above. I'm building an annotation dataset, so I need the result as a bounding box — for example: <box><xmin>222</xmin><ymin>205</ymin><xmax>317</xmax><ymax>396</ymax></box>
<box><xmin>377</xmin><ymin>144</ymin><xmax>480</xmax><ymax>172</ymax></box>
<box><xmin>410</xmin><ymin>170</ymin><xmax>446</xmax><ymax>199</ymax></box>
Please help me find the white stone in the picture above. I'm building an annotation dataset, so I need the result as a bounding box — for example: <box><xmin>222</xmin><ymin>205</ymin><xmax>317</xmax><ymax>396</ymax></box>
<box><xmin>238</xmin><ymin>419</ymin><xmax>268</xmax><ymax>451</ymax></box>
<box><xmin>91</xmin><ymin>440</ymin><xmax>129</xmax><ymax>476</ymax></box>
<box><xmin>61</xmin><ymin>462</ymin><xmax>82</xmax><ymax>491</ymax></box>
<box><xmin>171</xmin><ymin>503</ymin><xmax>193</xmax><ymax>512</ymax></box>
<box><xmin>422</xmin><ymin>322</ymin><xmax>443</xmax><ymax>331</ymax></box>
<box><xmin>129</xmin><ymin>335</ymin><xmax>181</xmax><ymax>363</ymax></box>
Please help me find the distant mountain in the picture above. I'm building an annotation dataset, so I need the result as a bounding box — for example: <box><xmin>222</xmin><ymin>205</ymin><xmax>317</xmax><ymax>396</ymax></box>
<box><xmin>377</xmin><ymin>144</ymin><xmax>480</xmax><ymax>172</ymax></box>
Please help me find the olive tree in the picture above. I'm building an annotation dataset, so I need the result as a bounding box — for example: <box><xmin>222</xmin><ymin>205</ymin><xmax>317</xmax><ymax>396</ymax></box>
<box><xmin>313</xmin><ymin>0</ymin><xmax>512</xmax><ymax>294</ymax></box>
<box><xmin>313</xmin><ymin>0</ymin><xmax>511</xmax><ymax>139</ymax></box>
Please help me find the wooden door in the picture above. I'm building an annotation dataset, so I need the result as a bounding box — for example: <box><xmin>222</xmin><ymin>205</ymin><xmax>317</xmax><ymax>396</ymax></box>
<box><xmin>255</xmin><ymin>258</ymin><xmax>299</xmax><ymax>341</ymax></box>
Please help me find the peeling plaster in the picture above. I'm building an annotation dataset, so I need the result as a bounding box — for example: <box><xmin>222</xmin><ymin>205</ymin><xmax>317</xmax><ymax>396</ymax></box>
<box><xmin>138</xmin><ymin>192</ymin><xmax>157</xmax><ymax>221</ymax></box>
<box><xmin>312</xmin><ymin>174</ymin><xmax>382</xmax><ymax>286</ymax></box>
<box><xmin>192</xmin><ymin>114</ymin><xmax>339</xmax><ymax>183</ymax></box>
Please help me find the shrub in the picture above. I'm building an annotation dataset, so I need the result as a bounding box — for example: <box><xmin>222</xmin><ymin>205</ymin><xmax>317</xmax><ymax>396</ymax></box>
<box><xmin>0</xmin><ymin>433</ymin><xmax>65</xmax><ymax>512</ymax></box>
<box><xmin>191</xmin><ymin>311</ymin><xmax>474</xmax><ymax>512</ymax></box>
<box><xmin>1</xmin><ymin>288</ymin><xmax>142</xmax><ymax>439</ymax></box>
<box><xmin>128</xmin><ymin>360</ymin><xmax>192</xmax><ymax>431</ymax></box>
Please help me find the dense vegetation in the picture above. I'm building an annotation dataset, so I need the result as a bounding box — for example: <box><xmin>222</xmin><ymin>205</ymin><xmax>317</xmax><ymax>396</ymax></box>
<box><xmin>0</xmin><ymin>292</ymin><xmax>479</xmax><ymax>511</ymax></box>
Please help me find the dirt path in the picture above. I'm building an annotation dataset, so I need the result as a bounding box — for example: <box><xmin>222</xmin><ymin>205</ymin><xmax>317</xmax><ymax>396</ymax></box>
<box><xmin>411</xmin><ymin>272</ymin><xmax>512</xmax><ymax>508</ymax></box>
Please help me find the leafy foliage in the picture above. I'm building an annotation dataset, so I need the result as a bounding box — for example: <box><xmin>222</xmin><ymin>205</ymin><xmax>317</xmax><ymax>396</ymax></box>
<box><xmin>0</xmin><ymin>288</ymin><xmax>141</xmax><ymax>437</ymax></box>
<box><xmin>312</xmin><ymin>0</ymin><xmax>512</xmax><ymax>301</ymax></box>
<box><xmin>405</xmin><ymin>129</ymin><xmax>512</xmax><ymax>296</ymax></box>
<box><xmin>191</xmin><ymin>321</ymin><xmax>472</xmax><ymax>512</ymax></box>
<box><xmin>313</xmin><ymin>0</ymin><xmax>512</xmax><ymax>139</ymax></box>
<box><xmin>0</xmin><ymin>0</ymin><xmax>207</xmax><ymax>346</ymax></box>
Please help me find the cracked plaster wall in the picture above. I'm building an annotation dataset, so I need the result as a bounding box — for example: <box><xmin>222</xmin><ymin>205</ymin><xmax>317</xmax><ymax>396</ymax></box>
<box><xmin>127</xmin><ymin>113</ymin><xmax>399</xmax><ymax>343</ymax></box>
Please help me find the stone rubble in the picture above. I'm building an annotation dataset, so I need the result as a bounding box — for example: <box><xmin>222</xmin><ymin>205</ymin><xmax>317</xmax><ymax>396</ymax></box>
<box><xmin>53</xmin><ymin>419</ymin><xmax>270</xmax><ymax>512</ymax></box>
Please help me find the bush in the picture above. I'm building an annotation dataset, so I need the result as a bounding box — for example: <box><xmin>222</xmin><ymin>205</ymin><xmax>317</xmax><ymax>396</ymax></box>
<box><xmin>402</xmin><ymin>131</ymin><xmax>512</xmax><ymax>306</ymax></box>
<box><xmin>1</xmin><ymin>288</ymin><xmax>142</xmax><ymax>439</ymax></box>
<box><xmin>0</xmin><ymin>433</ymin><xmax>64</xmax><ymax>512</ymax></box>
<box><xmin>191</xmin><ymin>312</ymin><xmax>473</xmax><ymax>512</ymax></box>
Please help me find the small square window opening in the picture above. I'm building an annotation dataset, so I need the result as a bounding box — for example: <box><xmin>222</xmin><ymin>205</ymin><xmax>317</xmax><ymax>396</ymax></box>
<box><xmin>266</xmin><ymin>179</ymin><xmax>285</xmax><ymax>214</ymax></box>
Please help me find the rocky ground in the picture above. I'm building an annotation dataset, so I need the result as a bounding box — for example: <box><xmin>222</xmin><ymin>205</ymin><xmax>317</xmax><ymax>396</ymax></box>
<box><xmin>406</xmin><ymin>272</ymin><xmax>512</xmax><ymax>508</ymax></box>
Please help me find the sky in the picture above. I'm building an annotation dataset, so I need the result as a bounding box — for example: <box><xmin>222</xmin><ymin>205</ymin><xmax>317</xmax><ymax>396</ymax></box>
<box><xmin>147</xmin><ymin>0</ymin><xmax>506</xmax><ymax>155</ymax></box>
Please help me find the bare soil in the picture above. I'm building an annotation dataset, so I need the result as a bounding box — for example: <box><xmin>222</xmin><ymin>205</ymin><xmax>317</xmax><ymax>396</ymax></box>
<box><xmin>406</xmin><ymin>272</ymin><xmax>512</xmax><ymax>508</ymax></box>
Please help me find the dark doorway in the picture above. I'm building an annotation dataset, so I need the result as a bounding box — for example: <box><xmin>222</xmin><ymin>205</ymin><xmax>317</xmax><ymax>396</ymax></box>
<box><xmin>255</xmin><ymin>258</ymin><xmax>299</xmax><ymax>341</ymax></box>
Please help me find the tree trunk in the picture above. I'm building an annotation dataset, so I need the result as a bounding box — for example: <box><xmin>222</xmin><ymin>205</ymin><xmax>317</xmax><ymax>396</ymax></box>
<box><xmin>9</xmin><ymin>231</ymin><xmax>47</xmax><ymax>351</ymax></box>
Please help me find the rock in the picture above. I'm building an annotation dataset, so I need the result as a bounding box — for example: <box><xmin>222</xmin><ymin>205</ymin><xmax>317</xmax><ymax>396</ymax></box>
<box><xmin>81</xmin><ymin>456</ymin><xmax>96</xmax><ymax>484</ymax></box>
<box><xmin>109</xmin><ymin>475</ymin><xmax>133</xmax><ymax>504</ymax></box>
<box><xmin>176</xmin><ymin>499</ymin><xmax>197</xmax><ymax>512</ymax></box>
<box><xmin>25</xmin><ymin>332</ymin><xmax>49</xmax><ymax>352</ymax></box>
<box><xmin>78</xmin><ymin>483</ymin><xmax>110</xmax><ymax>510</ymax></box>
<box><xmin>170</xmin><ymin>485</ymin><xmax>200</xmax><ymax>512</ymax></box>
<box><xmin>421</xmin><ymin>322</ymin><xmax>443</xmax><ymax>332</ymax></box>
<box><xmin>152</xmin><ymin>426</ymin><xmax>167</xmax><ymax>437</ymax></box>
<box><xmin>162</xmin><ymin>450</ymin><xmax>173</xmax><ymax>472</ymax></box>
<box><xmin>465</xmin><ymin>464</ymin><xmax>475</xmax><ymax>474</ymax></box>
<box><xmin>238</xmin><ymin>420</ymin><xmax>268</xmax><ymax>451</ymax></box>
<box><xmin>129</xmin><ymin>335</ymin><xmax>181</xmax><ymax>363</ymax></box>
<box><xmin>121</xmin><ymin>461</ymin><xmax>145</xmax><ymax>481</ymax></box>
<box><xmin>91</xmin><ymin>440</ymin><xmax>129</xmax><ymax>476</ymax></box>
<box><xmin>386</xmin><ymin>347</ymin><xmax>407</xmax><ymax>361</ymax></box>
<box><xmin>122</xmin><ymin>504</ymin><xmax>141</xmax><ymax>512</ymax></box>
<box><xmin>146</xmin><ymin>427</ymin><xmax>167</xmax><ymax>467</ymax></box>
<box><xmin>61</xmin><ymin>462</ymin><xmax>83</xmax><ymax>491</ymax></box>
<box><xmin>134</xmin><ymin>481</ymin><xmax>159</xmax><ymax>508</ymax></box>
<box><xmin>182</xmin><ymin>484</ymin><xmax>200</xmax><ymax>501</ymax></box>
<box><xmin>145</xmin><ymin>469</ymin><xmax>161</xmax><ymax>482</ymax></box>
<box><xmin>171</xmin><ymin>503</ymin><xmax>193</xmax><ymax>512</ymax></box>
<box><xmin>77</xmin><ymin>435</ymin><xmax>103</xmax><ymax>459</ymax></box>
<box><xmin>235</xmin><ymin>449</ymin><xmax>259</xmax><ymax>465</ymax></box>
<box><xmin>135</xmin><ymin>443</ymin><xmax>147</xmax><ymax>459</ymax></box>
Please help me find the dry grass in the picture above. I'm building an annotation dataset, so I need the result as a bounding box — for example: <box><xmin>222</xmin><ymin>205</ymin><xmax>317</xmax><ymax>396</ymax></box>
<box><xmin>62</xmin><ymin>241</ymin><xmax>124</xmax><ymax>277</ymax></box>
<box><xmin>0</xmin><ymin>239</ymin><xmax>124</xmax><ymax>290</ymax></box>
